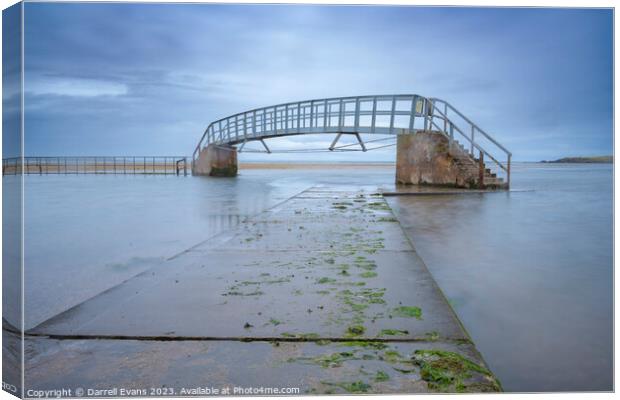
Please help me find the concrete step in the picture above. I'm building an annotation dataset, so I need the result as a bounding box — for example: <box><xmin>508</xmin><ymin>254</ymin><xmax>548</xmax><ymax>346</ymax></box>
<box><xmin>484</xmin><ymin>177</ymin><xmax>504</xmax><ymax>185</ymax></box>
<box><xmin>449</xmin><ymin>143</ymin><xmax>505</xmax><ymax>188</ymax></box>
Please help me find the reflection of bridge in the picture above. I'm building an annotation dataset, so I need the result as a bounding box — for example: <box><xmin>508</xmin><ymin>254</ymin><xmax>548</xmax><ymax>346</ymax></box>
<box><xmin>193</xmin><ymin>94</ymin><xmax>511</xmax><ymax>188</ymax></box>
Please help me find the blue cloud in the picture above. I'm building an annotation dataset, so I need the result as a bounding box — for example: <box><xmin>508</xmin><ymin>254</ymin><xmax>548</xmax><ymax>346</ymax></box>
<box><xmin>20</xmin><ymin>4</ymin><xmax>613</xmax><ymax>160</ymax></box>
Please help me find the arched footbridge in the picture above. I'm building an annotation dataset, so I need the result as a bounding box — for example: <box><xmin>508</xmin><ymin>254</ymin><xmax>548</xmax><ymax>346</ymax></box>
<box><xmin>193</xmin><ymin>94</ymin><xmax>511</xmax><ymax>188</ymax></box>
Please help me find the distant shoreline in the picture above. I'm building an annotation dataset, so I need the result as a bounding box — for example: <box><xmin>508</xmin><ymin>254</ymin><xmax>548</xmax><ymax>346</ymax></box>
<box><xmin>540</xmin><ymin>156</ymin><xmax>613</xmax><ymax>164</ymax></box>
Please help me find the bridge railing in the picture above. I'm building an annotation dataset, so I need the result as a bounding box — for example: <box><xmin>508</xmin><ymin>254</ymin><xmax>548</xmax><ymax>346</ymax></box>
<box><xmin>193</xmin><ymin>94</ymin><xmax>511</xmax><ymax>185</ymax></box>
<box><xmin>2</xmin><ymin>156</ymin><xmax>189</xmax><ymax>176</ymax></box>
<box><xmin>426</xmin><ymin>98</ymin><xmax>512</xmax><ymax>187</ymax></box>
<box><xmin>193</xmin><ymin>94</ymin><xmax>431</xmax><ymax>158</ymax></box>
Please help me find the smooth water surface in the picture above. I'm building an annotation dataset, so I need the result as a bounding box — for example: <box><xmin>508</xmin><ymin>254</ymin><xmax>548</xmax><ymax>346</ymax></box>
<box><xmin>14</xmin><ymin>163</ymin><xmax>612</xmax><ymax>391</ymax></box>
<box><xmin>387</xmin><ymin>163</ymin><xmax>613</xmax><ymax>392</ymax></box>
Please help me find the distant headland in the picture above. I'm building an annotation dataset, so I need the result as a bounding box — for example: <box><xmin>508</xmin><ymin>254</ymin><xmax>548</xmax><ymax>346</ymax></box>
<box><xmin>541</xmin><ymin>156</ymin><xmax>613</xmax><ymax>164</ymax></box>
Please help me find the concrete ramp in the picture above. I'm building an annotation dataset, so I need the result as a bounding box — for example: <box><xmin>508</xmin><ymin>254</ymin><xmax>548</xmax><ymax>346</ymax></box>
<box><xmin>25</xmin><ymin>187</ymin><xmax>501</xmax><ymax>393</ymax></box>
<box><xmin>31</xmin><ymin>188</ymin><xmax>464</xmax><ymax>340</ymax></box>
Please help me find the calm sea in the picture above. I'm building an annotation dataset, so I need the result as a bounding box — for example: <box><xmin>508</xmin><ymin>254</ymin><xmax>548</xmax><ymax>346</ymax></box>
<box><xmin>3</xmin><ymin>162</ymin><xmax>612</xmax><ymax>392</ymax></box>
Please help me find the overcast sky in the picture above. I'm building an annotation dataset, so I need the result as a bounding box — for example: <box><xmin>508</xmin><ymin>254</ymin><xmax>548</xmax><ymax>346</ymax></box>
<box><xmin>15</xmin><ymin>3</ymin><xmax>613</xmax><ymax>161</ymax></box>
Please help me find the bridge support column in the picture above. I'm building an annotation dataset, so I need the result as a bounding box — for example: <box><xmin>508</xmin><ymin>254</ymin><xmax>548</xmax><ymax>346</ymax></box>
<box><xmin>395</xmin><ymin>130</ymin><xmax>480</xmax><ymax>188</ymax></box>
<box><xmin>193</xmin><ymin>144</ymin><xmax>238</xmax><ymax>177</ymax></box>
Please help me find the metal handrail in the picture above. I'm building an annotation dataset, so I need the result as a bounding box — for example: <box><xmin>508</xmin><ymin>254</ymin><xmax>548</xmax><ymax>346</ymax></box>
<box><xmin>193</xmin><ymin>94</ymin><xmax>511</xmax><ymax>186</ymax></box>
<box><xmin>2</xmin><ymin>156</ymin><xmax>189</xmax><ymax>176</ymax></box>
<box><xmin>194</xmin><ymin>94</ymin><xmax>428</xmax><ymax>159</ymax></box>
<box><xmin>427</xmin><ymin>98</ymin><xmax>511</xmax><ymax>186</ymax></box>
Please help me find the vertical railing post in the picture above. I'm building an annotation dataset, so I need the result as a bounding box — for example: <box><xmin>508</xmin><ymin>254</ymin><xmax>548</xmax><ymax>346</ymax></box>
<box><xmin>423</xmin><ymin>99</ymin><xmax>429</xmax><ymax>131</ymax></box>
<box><xmin>371</xmin><ymin>97</ymin><xmax>377</xmax><ymax>133</ymax></box>
<box><xmin>354</xmin><ymin>97</ymin><xmax>360</xmax><ymax>131</ymax></box>
<box><xmin>339</xmin><ymin>98</ymin><xmax>344</xmax><ymax>131</ymax></box>
<box><xmin>478</xmin><ymin>150</ymin><xmax>485</xmax><ymax>189</ymax></box>
<box><xmin>285</xmin><ymin>105</ymin><xmax>289</xmax><ymax>131</ymax></box>
<box><xmin>184</xmin><ymin>158</ymin><xmax>188</xmax><ymax>176</ymax></box>
<box><xmin>389</xmin><ymin>95</ymin><xmax>396</xmax><ymax>134</ymax></box>
<box><xmin>443</xmin><ymin>102</ymin><xmax>448</xmax><ymax>132</ymax></box>
<box><xmin>470</xmin><ymin>125</ymin><xmax>475</xmax><ymax>155</ymax></box>
<box><xmin>310</xmin><ymin>100</ymin><xmax>315</xmax><ymax>128</ymax></box>
<box><xmin>297</xmin><ymin>102</ymin><xmax>301</xmax><ymax>132</ymax></box>
<box><xmin>507</xmin><ymin>154</ymin><xmax>511</xmax><ymax>189</ymax></box>
<box><xmin>428</xmin><ymin>99</ymin><xmax>434</xmax><ymax>131</ymax></box>
<box><xmin>235</xmin><ymin>115</ymin><xmax>239</xmax><ymax>140</ymax></box>
<box><xmin>323</xmin><ymin>99</ymin><xmax>328</xmax><ymax>129</ymax></box>
<box><xmin>409</xmin><ymin>95</ymin><xmax>416</xmax><ymax>132</ymax></box>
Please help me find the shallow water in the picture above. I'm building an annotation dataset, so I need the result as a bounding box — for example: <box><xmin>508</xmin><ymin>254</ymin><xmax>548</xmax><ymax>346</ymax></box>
<box><xmin>387</xmin><ymin>163</ymin><xmax>613</xmax><ymax>392</ymax></box>
<box><xmin>4</xmin><ymin>163</ymin><xmax>613</xmax><ymax>391</ymax></box>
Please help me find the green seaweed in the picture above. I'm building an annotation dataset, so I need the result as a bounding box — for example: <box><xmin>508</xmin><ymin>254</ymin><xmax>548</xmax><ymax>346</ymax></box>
<box><xmin>322</xmin><ymin>381</ymin><xmax>371</xmax><ymax>393</ymax></box>
<box><xmin>413</xmin><ymin>349</ymin><xmax>502</xmax><ymax>393</ymax></box>
<box><xmin>289</xmin><ymin>352</ymin><xmax>352</xmax><ymax>368</ymax></box>
<box><xmin>346</xmin><ymin>325</ymin><xmax>366</xmax><ymax>337</ymax></box>
<box><xmin>348</xmin><ymin>302</ymin><xmax>368</xmax><ymax>312</ymax></box>
<box><xmin>240</xmin><ymin>278</ymin><xmax>290</xmax><ymax>285</ymax></box>
<box><xmin>393</xmin><ymin>306</ymin><xmax>422</xmax><ymax>319</ymax></box>
<box><xmin>377</xmin><ymin>217</ymin><xmax>398</xmax><ymax>222</ymax></box>
<box><xmin>374</xmin><ymin>371</ymin><xmax>390</xmax><ymax>382</ymax></box>
<box><xmin>210</xmin><ymin>165</ymin><xmax>238</xmax><ymax>177</ymax></box>
<box><xmin>367</xmin><ymin>202</ymin><xmax>391</xmax><ymax>211</ymax></box>
<box><xmin>341</xmin><ymin>341</ymin><xmax>388</xmax><ymax>350</ymax></box>
<box><xmin>360</xmin><ymin>271</ymin><xmax>378</xmax><ymax>278</ymax></box>
<box><xmin>222</xmin><ymin>290</ymin><xmax>264</xmax><ymax>297</ymax></box>
<box><xmin>382</xmin><ymin>350</ymin><xmax>404</xmax><ymax>363</ymax></box>
<box><xmin>380</xmin><ymin>329</ymin><xmax>409</xmax><ymax>336</ymax></box>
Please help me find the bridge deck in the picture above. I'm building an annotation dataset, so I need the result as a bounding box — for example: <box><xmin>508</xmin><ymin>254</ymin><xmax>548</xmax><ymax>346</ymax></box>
<box><xmin>23</xmin><ymin>187</ymin><xmax>500</xmax><ymax>394</ymax></box>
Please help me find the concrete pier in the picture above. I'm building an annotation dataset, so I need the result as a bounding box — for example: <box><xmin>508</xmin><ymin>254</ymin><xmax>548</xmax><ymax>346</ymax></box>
<box><xmin>396</xmin><ymin>131</ymin><xmax>485</xmax><ymax>188</ymax></box>
<box><xmin>23</xmin><ymin>187</ymin><xmax>500</xmax><ymax>394</ymax></box>
<box><xmin>192</xmin><ymin>144</ymin><xmax>238</xmax><ymax>177</ymax></box>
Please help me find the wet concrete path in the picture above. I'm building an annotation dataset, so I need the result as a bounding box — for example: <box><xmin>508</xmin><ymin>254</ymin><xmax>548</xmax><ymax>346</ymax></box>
<box><xmin>23</xmin><ymin>187</ymin><xmax>500</xmax><ymax>394</ymax></box>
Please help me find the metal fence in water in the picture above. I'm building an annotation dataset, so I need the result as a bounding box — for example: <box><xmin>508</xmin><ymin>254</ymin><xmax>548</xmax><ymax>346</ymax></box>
<box><xmin>2</xmin><ymin>156</ymin><xmax>189</xmax><ymax>176</ymax></box>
